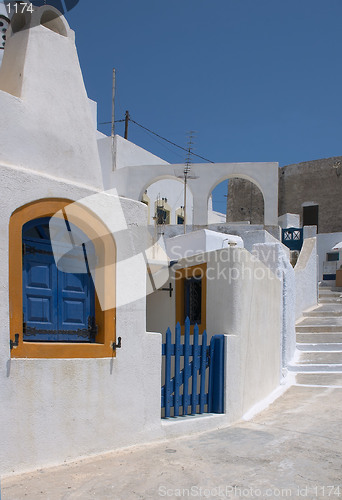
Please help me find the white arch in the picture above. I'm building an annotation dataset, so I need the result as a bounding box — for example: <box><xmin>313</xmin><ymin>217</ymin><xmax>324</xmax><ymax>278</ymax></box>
<box><xmin>111</xmin><ymin>162</ymin><xmax>279</xmax><ymax>226</ymax></box>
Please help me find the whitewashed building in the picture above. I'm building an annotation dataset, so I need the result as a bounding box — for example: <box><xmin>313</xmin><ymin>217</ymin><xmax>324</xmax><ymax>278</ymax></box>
<box><xmin>0</xmin><ymin>4</ymin><xmax>318</xmax><ymax>478</ymax></box>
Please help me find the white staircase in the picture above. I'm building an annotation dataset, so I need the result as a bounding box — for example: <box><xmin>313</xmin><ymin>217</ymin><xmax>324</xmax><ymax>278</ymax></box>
<box><xmin>289</xmin><ymin>285</ymin><xmax>342</xmax><ymax>386</ymax></box>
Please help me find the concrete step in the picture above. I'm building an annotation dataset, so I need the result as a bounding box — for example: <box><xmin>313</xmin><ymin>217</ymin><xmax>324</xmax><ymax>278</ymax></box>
<box><xmin>296</xmin><ymin>324</ymin><xmax>342</xmax><ymax>333</ymax></box>
<box><xmin>319</xmin><ymin>286</ymin><xmax>342</xmax><ymax>291</ymax></box>
<box><xmin>297</xmin><ymin>332</ymin><xmax>342</xmax><ymax>343</ymax></box>
<box><xmin>319</xmin><ymin>297</ymin><xmax>342</xmax><ymax>304</ymax></box>
<box><xmin>305</xmin><ymin>304</ymin><xmax>342</xmax><ymax>313</ymax></box>
<box><xmin>288</xmin><ymin>363</ymin><xmax>342</xmax><ymax>373</ymax></box>
<box><xmin>295</xmin><ymin>373</ymin><xmax>342</xmax><ymax>386</ymax></box>
<box><xmin>297</xmin><ymin>343</ymin><xmax>342</xmax><ymax>351</ymax></box>
<box><xmin>319</xmin><ymin>289</ymin><xmax>342</xmax><ymax>296</ymax></box>
<box><xmin>303</xmin><ymin>310</ymin><xmax>342</xmax><ymax>318</ymax></box>
<box><xmin>296</xmin><ymin>351</ymin><xmax>342</xmax><ymax>364</ymax></box>
<box><xmin>296</xmin><ymin>317</ymin><xmax>342</xmax><ymax>332</ymax></box>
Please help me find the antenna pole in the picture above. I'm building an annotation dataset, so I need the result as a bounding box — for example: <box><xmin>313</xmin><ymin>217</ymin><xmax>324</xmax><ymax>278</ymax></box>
<box><xmin>111</xmin><ymin>68</ymin><xmax>116</xmax><ymax>171</ymax></box>
<box><xmin>183</xmin><ymin>171</ymin><xmax>188</xmax><ymax>234</ymax></box>
<box><xmin>183</xmin><ymin>131</ymin><xmax>195</xmax><ymax>234</ymax></box>
<box><xmin>124</xmin><ymin>110</ymin><xmax>130</xmax><ymax>140</ymax></box>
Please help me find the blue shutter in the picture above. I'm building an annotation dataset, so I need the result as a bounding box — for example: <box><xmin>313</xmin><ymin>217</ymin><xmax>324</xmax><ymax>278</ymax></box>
<box><xmin>22</xmin><ymin>218</ymin><xmax>96</xmax><ymax>343</ymax></box>
<box><xmin>22</xmin><ymin>239</ymin><xmax>58</xmax><ymax>341</ymax></box>
<box><xmin>57</xmin><ymin>267</ymin><xmax>95</xmax><ymax>342</ymax></box>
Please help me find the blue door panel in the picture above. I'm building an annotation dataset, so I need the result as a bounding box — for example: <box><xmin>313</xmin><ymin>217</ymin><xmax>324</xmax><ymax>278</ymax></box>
<box><xmin>27</xmin><ymin>264</ymin><xmax>52</xmax><ymax>289</ymax></box>
<box><xmin>63</xmin><ymin>300</ymin><xmax>86</xmax><ymax>325</ymax></box>
<box><xmin>23</xmin><ymin>219</ymin><xmax>96</xmax><ymax>343</ymax></box>
<box><xmin>23</xmin><ymin>239</ymin><xmax>58</xmax><ymax>342</ymax></box>
<box><xmin>26</xmin><ymin>296</ymin><xmax>51</xmax><ymax>323</ymax></box>
<box><xmin>58</xmin><ymin>269</ymin><xmax>94</xmax><ymax>342</ymax></box>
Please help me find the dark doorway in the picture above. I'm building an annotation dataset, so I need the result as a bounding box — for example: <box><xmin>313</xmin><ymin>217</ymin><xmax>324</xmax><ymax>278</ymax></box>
<box><xmin>303</xmin><ymin>205</ymin><xmax>319</xmax><ymax>230</ymax></box>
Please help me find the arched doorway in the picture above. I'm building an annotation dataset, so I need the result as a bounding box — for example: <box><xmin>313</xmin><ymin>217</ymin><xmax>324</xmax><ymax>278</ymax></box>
<box><xmin>142</xmin><ymin>179</ymin><xmax>193</xmax><ymax>226</ymax></box>
<box><xmin>209</xmin><ymin>178</ymin><xmax>265</xmax><ymax>225</ymax></box>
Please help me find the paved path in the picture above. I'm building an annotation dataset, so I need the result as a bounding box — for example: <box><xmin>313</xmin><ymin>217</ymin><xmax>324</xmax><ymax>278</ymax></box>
<box><xmin>2</xmin><ymin>383</ymin><xmax>342</xmax><ymax>500</ymax></box>
<box><xmin>3</xmin><ymin>287</ymin><xmax>342</xmax><ymax>500</ymax></box>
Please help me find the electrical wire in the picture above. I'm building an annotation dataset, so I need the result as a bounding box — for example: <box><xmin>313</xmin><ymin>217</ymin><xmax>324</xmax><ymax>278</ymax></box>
<box><xmin>135</xmin><ymin>122</ymin><xmax>186</xmax><ymax>161</ymax></box>
<box><xmin>100</xmin><ymin>119</ymin><xmax>126</xmax><ymax>124</ymax></box>
<box><xmin>101</xmin><ymin>115</ymin><xmax>214</xmax><ymax>163</ymax></box>
<box><xmin>129</xmin><ymin>118</ymin><xmax>214</xmax><ymax>163</ymax></box>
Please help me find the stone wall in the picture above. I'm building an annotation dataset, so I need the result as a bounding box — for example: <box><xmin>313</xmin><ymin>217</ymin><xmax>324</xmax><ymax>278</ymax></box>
<box><xmin>226</xmin><ymin>156</ymin><xmax>342</xmax><ymax>234</ymax></box>
<box><xmin>279</xmin><ymin>156</ymin><xmax>342</xmax><ymax>234</ymax></box>
<box><xmin>226</xmin><ymin>178</ymin><xmax>264</xmax><ymax>224</ymax></box>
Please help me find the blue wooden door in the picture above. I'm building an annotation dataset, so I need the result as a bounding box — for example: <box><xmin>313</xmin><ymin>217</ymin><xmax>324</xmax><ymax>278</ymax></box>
<box><xmin>23</xmin><ymin>239</ymin><xmax>58</xmax><ymax>342</ymax></box>
<box><xmin>22</xmin><ymin>217</ymin><xmax>96</xmax><ymax>342</ymax></box>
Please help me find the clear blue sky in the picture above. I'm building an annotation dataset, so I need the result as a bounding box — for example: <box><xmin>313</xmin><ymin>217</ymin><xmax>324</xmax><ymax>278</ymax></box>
<box><xmin>42</xmin><ymin>2</ymin><xmax>342</xmax><ymax>212</ymax></box>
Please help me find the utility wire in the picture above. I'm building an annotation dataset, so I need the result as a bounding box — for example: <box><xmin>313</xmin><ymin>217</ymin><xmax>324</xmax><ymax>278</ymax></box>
<box><xmin>136</xmin><ymin>122</ymin><xmax>186</xmax><ymax>161</ymax></box>
<box><xmin>101</xmin><ymin>115</ymin><xmax>214</xmax><ymax>163</ymax></box>
<box><xmin>129</xmin><ymin>118</ymin><xmax>214</xmax><ymax>163</ymax></box>
<box><xmin>100</xmin><ymin>119</ymin><xmax>126</xmax><ymax>124</ymax></box>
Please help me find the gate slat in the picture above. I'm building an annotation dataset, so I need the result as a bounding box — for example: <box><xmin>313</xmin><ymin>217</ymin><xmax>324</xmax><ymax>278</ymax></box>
<box><xmin>165</xmin><ymin>327</ymin><xmax>172</xmax><ymax>418</ymax></box>
<box><xmin>183</xmin><ymin>317</ymin><xmax>191</xmax><ymax>415</ymax></box>
<box><xmin>174</xmin><ymin>322</ymin><xmax>181</xmax><ymax>417</ymax></box>
<box><xmin>161</xmin><ymin>323</ymin><xmax>224</xmax><ymax>419</ymax></box>
<box><xmin>208</xmin><ymin>335</ymin><xmax>215</xmax><ymax>413</ymax></box>
<box><xmin>191</xmin><ymin>324</ymin><xmax>199</xmax><ymax>414</ymax></box>
<box><xmin>199</xmin><ymin>330</ymin><xmax>207</xmax><ymax>413</ymax></box>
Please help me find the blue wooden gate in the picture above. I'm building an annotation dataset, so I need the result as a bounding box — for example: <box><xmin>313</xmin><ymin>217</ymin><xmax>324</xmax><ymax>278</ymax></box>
<box><xmin>282</xmin><ymin>227</ymin><xmax>303</xmax><ymax>252</ymax></box>
<box><xmin>161</xmin><ymin>318</ymin><xmax>225</xmax><ymax>418</ymax></box>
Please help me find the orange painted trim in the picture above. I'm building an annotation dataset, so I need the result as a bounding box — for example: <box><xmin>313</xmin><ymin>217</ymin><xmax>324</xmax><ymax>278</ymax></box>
<box><xmin>175</xmin><ymin>263</ymin><xmax>207</xmax><ymax>335</ymax></box>
<box><xmin>9</xmin><ymin>198</ymin><xmax>116</xmax><ymax>359</ymax></box>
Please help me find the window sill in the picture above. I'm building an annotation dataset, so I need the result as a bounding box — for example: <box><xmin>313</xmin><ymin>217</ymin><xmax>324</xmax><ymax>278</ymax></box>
<box><xmin>10</xmin><ymin>341</ymin><xmax>115</xmax><ymax>359</ymax></box>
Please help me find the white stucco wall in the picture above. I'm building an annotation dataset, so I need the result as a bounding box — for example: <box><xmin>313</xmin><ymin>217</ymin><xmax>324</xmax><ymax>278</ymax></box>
<box><xmin>147</xmin><ymin>247</ymin><xmax>282</xmax><ymax>425</ymax></box>
<box><xmin>165</xmin><ymin>229</ymin><xmax>243</xmax><ymax>261</ymax></box>
<box><xmin>252</xmin><ymin>242</ymin><xmax>296</xmax><ymax>368</ymax></box>
<box><xmin>295</xmin><ymin>237</ymin><xmax>318</xmax><ymax>319</ymax></box>
<box><xmin>241</xmin><ymin>229</ymin><xmax>286</xmax><ymax>255</ymax></box>
<box><xmin>278</xmin><ymin>213</ymin><xmax>300</xmax><ymax>229</ymax></box>
<box><xmin>204</xmin><ymin>249</ymin><xmax>282</xmax><ymax>421</ymax></box>
<box><xmin>0</xmin><ymin>7</ymin><xmax>104</xmax><ymax>190</ymax></box>
<box><xmin>0</xmin><ymin>164</ymin><xmax>163</xmax><ymax>477</ymax></box>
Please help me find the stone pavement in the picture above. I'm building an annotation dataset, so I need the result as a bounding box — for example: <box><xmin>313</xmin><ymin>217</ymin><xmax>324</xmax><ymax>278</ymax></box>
<box><xmin>2</xmin><ymin>383</ymin><xmax>342</xmax><ymax>500</ymax></box>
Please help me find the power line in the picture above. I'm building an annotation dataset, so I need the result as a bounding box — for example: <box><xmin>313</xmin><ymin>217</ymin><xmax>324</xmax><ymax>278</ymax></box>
<box><xmin>100</xmin><ymin>115</ymin><xmax>214</xmax><ymax>163</ymax></box>
<box><xmin>100</xmin><ymin>119</ymin><xmax>126</xmax><ymax>124</ymax></box>
<box><xmin>129</xmin><ymin>118</ymin><xmax>214</xmax><ymax>163</ymax></box>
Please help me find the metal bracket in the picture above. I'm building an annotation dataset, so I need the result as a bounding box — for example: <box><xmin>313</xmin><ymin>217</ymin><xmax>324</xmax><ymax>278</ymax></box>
<box><xmin>111</xmin><ymin>337</ymin><xmax>122</xmax><ymax>351</ymax></box>
<box><xmin>161</xmin><ymin>283</ymin><xmax>173</xmax><ymax>298</ymax></box>
<box><xmin>10</xmin><ymin>334</ymin><xmax>19</xmax><ymax>350</ymax></box>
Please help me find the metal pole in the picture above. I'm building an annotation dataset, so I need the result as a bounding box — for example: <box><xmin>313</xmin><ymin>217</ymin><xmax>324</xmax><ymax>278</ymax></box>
<box><xmin>111</xmin><ymin>68</ymin><xmax>116</xmax><ymax>171</ymax></box>
<box><xmin>183</xmin><ymin>172</ymin><xmax>187</xmax><ymax>234</ymax></box>
<box><xmin>111</xmin><ymin>69</ymin><xmax>116</xmax><ymax>138</ymax></box>
<box><xmin>124</xmin><ymin>110</ymin><xmax>130</xmax><ymax>139</ymax></box>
